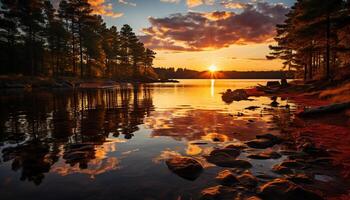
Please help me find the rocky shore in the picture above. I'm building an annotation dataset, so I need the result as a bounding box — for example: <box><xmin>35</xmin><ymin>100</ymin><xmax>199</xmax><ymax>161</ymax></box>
<box><xmin>165</xmin><ymin>79</ymin><xmax>350</xmax><ymax>200</ymax></box>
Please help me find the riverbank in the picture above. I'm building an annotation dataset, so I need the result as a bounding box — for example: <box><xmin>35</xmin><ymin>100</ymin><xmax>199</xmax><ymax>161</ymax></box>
<box><xmin>252</xmin><ymin>80</ymin><xmax>350</xmax><ymax>200</ymax></box>
<box><xmin>0</xmin><ymin>75</ymin><xmax>179</xmax><ymax>89</ymax></box>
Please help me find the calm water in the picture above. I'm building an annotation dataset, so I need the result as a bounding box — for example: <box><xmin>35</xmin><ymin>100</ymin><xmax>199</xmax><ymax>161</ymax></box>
<box><xmin>0</xmin><ymin>79</ymin><xmax>312</xmax><ymax>199</ymax></box>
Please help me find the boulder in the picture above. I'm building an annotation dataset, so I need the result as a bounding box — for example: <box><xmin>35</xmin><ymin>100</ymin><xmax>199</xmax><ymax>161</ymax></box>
<box><xmin>216</xmin><ymin>170</ymin><xmax>239</xmax><ymax>186</ymax></box>
<box><xmin>259</xmin><ymin>178</ymin><xmax>323</xmax><ymax>200</ymax></box>
<box><xmin>246</xmin><ymin>139</ymin><xmax>275</xmax><ymax>149</ymax></box>
<box><xmin>200</xmin><ymin>185</ymin><xmax>236</xmax><ymax>200</ymax></box>
<box><xmin>272</xmin><ymin>165</ymin><xmax>293</xmax><ymax>175</ymax></box>
<box><xmin>206</xmin><ymin>152</ymin><xmax>252</xmax><ymax>169</ymax></box>
<box><xmin>210</xmin><ymin>148</ymin><xmax>241</xmax><ymax>158</ymax></box>
<box><xmin>266</xmin><ymin>81</ymin><xmax>281</xmax><ymax>88</ymax></box>
<box><xmin>286</xmin><ymin>174</ymin><xmax>313</xmax><ymax>184</ymax></box>
<box><xmin>166</xmin><ymin>156</ymin><xmax>203</xmax><ymax>181</ymax></box>
<box><xmin>247</xmin><ymin>150</ymin><xmax>282</xmax><ymax>160</ymax></box>
<box><xmin>222</xmin><ymin>89</ymin><xmax>249</xmax><ymax>103</ymax></box>
<box><xmin>237</xmin><ymin>172</ymin><xmax>258</xmax><ymax>188</ymax></box>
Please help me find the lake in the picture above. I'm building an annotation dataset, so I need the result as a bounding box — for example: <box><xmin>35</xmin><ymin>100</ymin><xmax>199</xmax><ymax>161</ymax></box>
<box><xmin>0</xmin><ymin>79</ymin><xmax>344</xmax><ymax>200</ymax></box>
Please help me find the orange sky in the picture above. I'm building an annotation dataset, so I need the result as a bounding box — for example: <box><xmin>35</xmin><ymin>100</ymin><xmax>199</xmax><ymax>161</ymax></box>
<box><xmin>154</xmin><ymin>43</ymin><xmax>283</xmax><ymax>71</ymax></box>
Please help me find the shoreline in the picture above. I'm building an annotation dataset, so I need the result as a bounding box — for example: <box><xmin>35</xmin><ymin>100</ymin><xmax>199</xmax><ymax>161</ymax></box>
<box><xmin>245</xmin><ymin>80</ymin><xmax>350</xmax><ymax>200</ymax></box>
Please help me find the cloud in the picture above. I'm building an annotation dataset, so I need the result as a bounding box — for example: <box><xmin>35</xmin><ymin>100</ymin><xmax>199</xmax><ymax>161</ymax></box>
<box><xmin>118</xmin><ymin>0</ymin><xmax>137</xmax><ymax>7</ymax></box>
<box><xmin>140</xmin><ymin>1</ymin><xmax>289</xmax><ymax>51</ymax></box>
<box><xmin>220</xmin><ymin>0</ymin><xmax>245</xmax><ymax>9</ymax></box>
<box><xmin>187</xmin><ymin>0</ymin><xmax>215</xmax><ymax>8</ymax></box>
<box><xmin>160</xmin><ymin>0</ymin><xmax>181</xmax><ymax>3</ymax></box>
<box><xmin>89</xmin><ymin>0</ymin><xmax>123</xmax><ymax>18</ymax></box>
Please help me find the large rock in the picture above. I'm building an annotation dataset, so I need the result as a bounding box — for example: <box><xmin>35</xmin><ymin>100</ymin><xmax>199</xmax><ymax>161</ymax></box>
<box><xmin>247</xmin><ymin>150</ymin><xmax>282</xmax><ymax>160</ymax></box>
<box><xmin>246</xmin><ymin>139</ymin><xmax>275</xmax><ymax>149</ymax></box>
<box><xmin>216</xmin><ymin>170</ymin><xmax>238</xmax><ymax>186</ymax></box>
<box><xmin>259</xmin><ymin>178</ymin><xmax>323</xmax><ymax>200</ymax></box>
<box><xmin>272</xmin><ymin>165</ymin><xmax>293</xmax><ymax>175</ymax></box>
<box><xmin>210</xmin><ymin>148</ymin><xmax>241</xmax><ymax>158</ymax></box>
<box><xmin>206</xmin><ymin>151</ymin><xmax>252</xmax><ymax>169</ymax></box>
<box><xmin>237</xmin><ymin>172</ymin><xmax>258</xmax><ymax>188</ymax></box>
<box><xmin>166</xmin><ymin>156</ymin><xmax>203</xmax><ymax>181</ymax></box>
<box><xmin>222</xmin><ymin>89</ymin><xmax>249</xmax><ymax>103</ymax></box>
<box><xmin>200</xmin><ymin>185</ymin><xmax>236</xmax><ymax>200</ymax></box>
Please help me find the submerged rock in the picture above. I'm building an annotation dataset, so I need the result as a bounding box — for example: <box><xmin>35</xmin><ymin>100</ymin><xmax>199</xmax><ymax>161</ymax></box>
<box><xmin>206</xmin><ymin>152</ymin><xmax>252</xmax><ymax>169</ymax></box>
<box><xmin>166</xmin><ymin>156</ymin><xmax>203</xmax><ymax>181</ymax></box>
<box><xmin>210</xmin><ymin>148</ymin><xmax>241</xmax><ymax>158</ymax></box>
<box><xmin>216</xmin><ymin>170</ymin><xmax>239</xmax><ymax>186</ymax></box>
<box><xmin>237</xmin><ymin>172</ymin><xmax>258</xmax><ymax>188</ymax></box>
<box><xmin>200</xmin><ymin>185</ymin><xmax>236</xmax><ymax>200</ymax></box>
<box><xmin>272</xmin><ymin>165</ymin><xmax>293</xmax><ymax>175</ymax></box>
<box><xmin>259</xmin><ymin>178</ymin><xmax>324</xmax><ymax>200</ymax></box>
<box><xmin>222</xmin><ymin>89</ymin><xmax>249</xmax><ymax>103</ymax></box>
<box><xmin>247</xmin><ymin>150</ymin><xmax>282</xmax><ymax>160</ymax></box>
<box><xmin>280</xmin><ymin>160</ymin><xmax>305</xmax><ymax>169</ymax></box>
<box><xmin>286</xmin><ymin>174</ymin><xmax>313</xmax><ymax>184</ymax></box>
<box><xmin>256</xmin><ymin>133</ymin><xmax>282</xmax><ymax>144</ymax></box>
<box><xmin>246</xmin><ymin>139</ymin><xmax>275</xmax><ymax>149</ymax></box>
<box><xmin>245</xmin><ymin>106</ymin><xmax>260</xmax><ymax>110</ymax></box>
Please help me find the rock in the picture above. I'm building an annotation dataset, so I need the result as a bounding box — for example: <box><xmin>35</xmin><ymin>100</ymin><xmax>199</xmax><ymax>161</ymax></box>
<box><xmin>225</xmin><ymin>143</ymin><xmax>248</xmax><ymax>150</ymax></box>
<box><xmin>216</xmin><ymin>170</ymin><xmax>239</xmax><ymax>186</ymax></box>
<box><xmin>166</xmin><ymin>156</ymin><xmax>203</xmax><ymax>181</ymax></box>
<box><xmin>210</xmin><ymin>148</ymin><xmax>241</xmax><ymax>158</ymax></box>
<box><xmin>281</xmin><ymin>79</ymin><xmax>288</xmax><ymax>87</ymax></box>
<box><xmin>247</xmin><ymin>150</ymin><xmax>282</xmax><ymax>160</ymax></box>
<box><xmin>259</xmin><ymin>178</ymin><xmax>323</xmax><ymax>200</ymax></box>
<box><xmin>246</xmin><ymin>139</ymin><xmax>275</xmax><ymax>149</ymax></box>
<box><xmin>246</xmin><ymin>196</ymin><xmax>262</xmax><ymax>200</ymax></box>
<box><xmin>272</xmin><ymin>165</ymin><xmax>293</xmax><ymax>175</ymax></box>
<box><xmin>237</xmin><ymin>172</ymin><xmax>258</xmax><ymax>188</ymax></box>
<box><xmin>271</xmin><ymin>100</ymin><xmax>279</xmax><ymax>107</ymax></box>
<box><xmin>222</xmin><ymin>89</ymin><xmax>249</xmax><ymax>103</ymax></box>
<box><xmin>298</xmin><ymin>102</ymin><xmax>350</xmax><ymax>117</ymax></box>
<box><xmin>279</xmin><ymin>160</ymin><xmax>304</xmax><ymax>169</ymax></box>
<box><xmin>266</xmin><ymin>81</ymin><xmax>281</xmax><ymax>88</ymax></box>
<box><xmin>286</xmin><ymin>174</ymin><xmax>313</xmax><ymax>184</ymax></box>
<box><xmin>256</xmin><ymin>134</ymin><xmax>282</xmax><ymax>144</ymax></box>
<box><xmin>245</xmin><ymin>106</ymin><xmax>260</xmax><ymax>110</ymax></box>
<box><xmin>206</xmin><ymin>153</ymin><xmax>252</xmax><ymax>169</ymax></box>
<box><xmin>200</xmin><ymin>185</ymin><xmax>236</xmax><ymax>200</ymax></box>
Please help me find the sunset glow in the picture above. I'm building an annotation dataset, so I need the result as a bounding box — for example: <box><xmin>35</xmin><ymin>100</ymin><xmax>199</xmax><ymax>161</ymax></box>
<box><xmin>208</xmin><ymin>65</ymin><xmax>218</xmax><ymax>72</ymax></box>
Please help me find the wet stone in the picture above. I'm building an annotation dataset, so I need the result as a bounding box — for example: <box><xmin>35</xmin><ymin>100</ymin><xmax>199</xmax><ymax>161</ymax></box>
<box><xmin>206</xmin><ymin>153</ymin><xmax>252</xmax><ymax>169</ymax></box>
<box><xmin>216</xmin><ymin>170</ymin><xmax>239</xmax><ymax>186</ymax></box>
<box><xmin>280</xmin><ymin>160</ymin><xmax>305</xmax><ymax>169</ymax></box>
<box><xmin>286</xmin><ymin>174</ymin><xmax>314</xmax><ymax>184</ymax></box>
<box><xmin>247</xmin><ymin>150</ymin><xmax>282</xmax><ymax>160</ymax></box>
<box><xmin>210</xmin><ymin>148</ymin><xmax>241</xmax><ymax>158</ymax></box>
<box><xmin>166</xmin><ymin>156</ymin><xmax>203</xmax><ymax>181</ymax></box>
<box><xmin>259</xmin><ymin>178</ymin><xmax>324</xmax><ymax>200</ymax></box>
<box><xmin>272</xmin><ymin>164</ymin><xmax>293</xmax><ymax>175</ymax></box>
<box><xmin>199</xmin><ymin>185</ymin><xmax>236</xmax><ymax>200</ymax></box>
<box><xmin>246</xmin><ymin>139</ymin><xmax>275</xmax><ymax>149</ymax></box>
<box><xmin>237</xmin><ymin>172</ymin><xmax>258</xmax><ymax>188</ymax></box>
<box><xmin>256</xmin><ymin>133</ymin><xmax>282</xmax><ymax>144</ymax></box>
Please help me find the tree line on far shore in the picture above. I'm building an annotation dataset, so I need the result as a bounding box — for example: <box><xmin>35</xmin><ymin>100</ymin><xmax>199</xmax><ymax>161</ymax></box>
<box><xmin>0</xmin><ymin>0</ymin><xmax>157</xmax><ymax>80</ymax></box>
<box><xmin>268</xmin><ymin>0</ymin><xmax>350</xmax><ymax>81</ymax></box>
<box><xmin>154</xmin><ymin>67</ymin><xmax>293</xmax><ymax>79</ymax></box>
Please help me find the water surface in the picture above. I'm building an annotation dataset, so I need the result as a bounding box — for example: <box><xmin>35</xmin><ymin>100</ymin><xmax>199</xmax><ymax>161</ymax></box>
<box><xmin>0</xmin><ymin>79</ymin><xmax>309</xmax><ymax>199</ymax></box>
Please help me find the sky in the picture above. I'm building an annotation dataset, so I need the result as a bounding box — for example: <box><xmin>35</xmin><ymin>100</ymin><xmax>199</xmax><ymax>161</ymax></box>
<box><xmin>89</xmin><ymin>0</ymin><xmax>296</xmax><ymax>71</ymax></box>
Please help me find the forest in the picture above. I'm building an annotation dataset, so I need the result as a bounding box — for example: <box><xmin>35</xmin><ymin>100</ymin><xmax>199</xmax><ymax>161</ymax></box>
<box><xmin>0</xmin><ymin>0</ymin><xmax>157</xmax><ymax>80</ymax></box>
<box><xmin>268</xmin><ymin>0</ymin><xmax>350</xmax><ymax>81</ymax></box>
<box><xmin>154</xmin><ymin>67</ymin><xmax>293</xmax><ymax>79</ymax></box>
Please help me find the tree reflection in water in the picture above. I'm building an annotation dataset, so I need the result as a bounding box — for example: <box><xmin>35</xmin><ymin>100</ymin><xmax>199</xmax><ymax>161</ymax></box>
<box><xmin>0</xmin><ymin>85</ymin><xmax>154</xmax><ymax>185</ymax></box>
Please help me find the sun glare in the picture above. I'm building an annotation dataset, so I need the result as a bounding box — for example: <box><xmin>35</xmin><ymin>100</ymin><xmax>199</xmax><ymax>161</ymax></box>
<box><xmin>208</xmin><ymin>65</ymin><xmax>217</xmax><ymax>72</ymax></box>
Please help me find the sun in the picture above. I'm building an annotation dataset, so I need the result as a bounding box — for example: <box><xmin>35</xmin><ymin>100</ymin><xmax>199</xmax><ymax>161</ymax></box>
<box><xmin>208</xmin><ymin>65</ymin><xmax>218</xmax><ymax>72</ymax></box>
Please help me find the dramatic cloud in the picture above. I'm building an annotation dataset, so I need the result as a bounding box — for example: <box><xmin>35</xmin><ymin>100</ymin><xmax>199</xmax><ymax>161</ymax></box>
<box><xmin>187</xmin><ymin>0</ymin><xmax>215</xmax><ymax>8</ymax></box>
<box><xmin>140</xmin><ymin>1</ymin><xmax>289</xmax><ymax>51</ymax></box>
<box><xmin>220</xmin><ymin>0</ymin><xmax>245</xmax><ymax>9</ymax></box>
<box><xmin>89</xmin><ymin>0</ymin><xmax>123</xmax><ymax>18</ymax></box>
